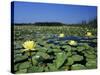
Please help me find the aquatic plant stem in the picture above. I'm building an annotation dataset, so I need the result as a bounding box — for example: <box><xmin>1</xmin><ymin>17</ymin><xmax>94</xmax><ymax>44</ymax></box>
<box><xmin>29</xmin><ymin>50</ymin><xmax>33</xmax><ymax>66</ymax></box>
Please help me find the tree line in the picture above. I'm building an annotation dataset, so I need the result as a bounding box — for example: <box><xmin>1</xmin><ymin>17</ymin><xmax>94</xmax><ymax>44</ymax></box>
<box><xmin>13</xmin><ymin>18</ymin><xmax>97</xmax><ymax>28</ymax></box>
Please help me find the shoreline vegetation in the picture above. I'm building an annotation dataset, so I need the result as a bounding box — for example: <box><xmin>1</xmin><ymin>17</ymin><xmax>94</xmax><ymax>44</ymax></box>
<box><xmin>13</xmin><ymin>18</ymin><xmax>97</xmax><ymax>73</ymax></box>
<box><xmin>12</xmin><ymin>18</ymin><xmax>97</xmax><ymax>27</ymax></box>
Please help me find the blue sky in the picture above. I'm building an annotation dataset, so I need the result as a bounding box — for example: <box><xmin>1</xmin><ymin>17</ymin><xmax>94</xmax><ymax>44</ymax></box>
<box><xmin>12</xmin><ymin>1</ymin><xmax>97</xmax><ymax>24</ymax></box>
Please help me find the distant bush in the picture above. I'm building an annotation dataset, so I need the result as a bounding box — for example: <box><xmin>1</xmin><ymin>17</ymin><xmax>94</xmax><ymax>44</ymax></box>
<box><xmin>34</xmin><ymin>22</ymin><xmax>64</xmax><ymax>26</ymax></box>
<box><xmin>88</xmin><ymin>18</ymin><xmax>97</xmax><ymax>28</ymax></box>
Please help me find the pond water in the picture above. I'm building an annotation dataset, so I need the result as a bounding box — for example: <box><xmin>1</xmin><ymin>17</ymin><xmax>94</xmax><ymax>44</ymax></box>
<box><xmin>46</xmin><ymin>35</ymin><xmax>97</xmax><ymax>47</ymax></box>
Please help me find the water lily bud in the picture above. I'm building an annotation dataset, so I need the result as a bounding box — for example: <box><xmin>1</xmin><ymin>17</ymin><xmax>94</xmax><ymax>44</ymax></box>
<box><xmin>68</xmin><ymin>40</ymin><xmax>77</xmax><ymax>46</ymax></box>
<box><xmin>59</xmin><ymin>33</ymin><xmax>65</xmax><ymax>37</ymax></box>
<box><xmin>86</xmin><ymin>32</ymin><xmax>92</xmax><ymax>37</ymax></box>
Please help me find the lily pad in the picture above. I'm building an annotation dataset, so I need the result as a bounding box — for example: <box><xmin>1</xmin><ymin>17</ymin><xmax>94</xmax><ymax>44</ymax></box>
<box><xmin>64</xmin><ymin>45</ymin><xmax>72</xmax><ymax>51</ymax></box>
<box><xmin>36</xmin><ymin>52</ymin><xmax>50</xmax><ymax>59</ymax></box>
<box><xmin>14</xmin><ymin>55</ymin><xmax>28</xmax><ymax>63</ymax></box>
<box><xmin>66</xmin><ymin>51</ymin><xmax>72</xmax><ymax>57</ymax></box>
<box><xmin>86</xmin><ymin>60</ymin><xmax>97</xmax><ymax>69</ymax></box>
<box><xmin>71</xmin><ymin>64</ymin><xmax>86</xmax><ymax>70</ymax></box>
<box><xmin>48</xmin><ymin>63</ymin><xmax>57</xmax><ymax>71</ymax></box>
<box><xmin>19</xmin><ymin>62</ymin><xmax>30</xmax><ymax>69</ymax></box>
<box><xmin>72</xmin><ymin>55</ymin><xmax>83</xmax><ymax>61</ymax></box>
<box><xmin>66</xmin><ymin>57</ymin><xmax>74</xmax><ymax>65</ymax></box>
<box><xmin>55</xmin><ymin>52</ymin><xmax>67</xmax><ymax>69</ymax></box>
<box><xmin>16</xmin><ymin>69</ymin><xmax>27</xmax><ymax>73</ymax></box>
<box><xmin>77</xmin><ymin>46</ymin><xmax>85</xmax><ymax>52</ymax></box>
<box><xmin>27</xmin><ymin>66</ymin><xmax>44</xmax><ymax>72</ymax></box>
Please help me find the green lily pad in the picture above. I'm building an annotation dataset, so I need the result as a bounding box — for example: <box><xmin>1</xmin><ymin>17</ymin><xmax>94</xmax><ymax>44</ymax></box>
<box><xmin>64</xmin><ymin>45</ymin><xmax>71</xmax><ymax>51</ymax></box>
<box><xmin>36</xmin><ymin>52</ymin><xmax>50</xmax><ymax>59</ymax></box>
<box><xmin>84</xmin><ymin>53</ymin><xmax>96</xmax><ymax>59</ymax></box>
<box><xmin>85</xmin><ymin>49</ymin><xmax>95</xmax><ymax>55</ymax></box>
<box><xmin>72</xmin><ymin>55</ymin><xmax>83</xmax><ymax>61</ymax></box>
<box><xmin>31</xmin><ymin>56</ymin><xmax>38</xmax><ymax>65</ymax></box>
<box><xmin>77</xmin><ymin>46</ymin><xmax>85</xmax><ymax>52</ymax></box>
<box><xmin>82</xmin><ymin>43</ymin><xmax>90</xmax><ymax>49</ymax></box>
<box><xmin>16</xmin><ymin>69</ymin><xmax>27</xmax><ymax>73</ymax></box>
<box><xmin>86</xmin><ymin>58</ymin><xmax>97</xmax><ymax>62</ymax></box>
<box><xmin>14</xmin><ymin>55</ymin><xmax>28</xmax><ymax>63</ymax></box>
<box><xmin>14</xmin><ymin>42</ymin><xmax>22</xmax><ymax>50</ymax></box>
<box><xmin>53</xmin><ymin>48</ymin><xmax>61</xmax><ymax>52</ymax></box>
<box><xmin>19</xmin><ymin>62</ymin><xmax>30</xmax><ymax>69</ymax></box>
<box><xmin>47</xmin><ymin>48</ymin><xmax>53</xmax><ymax>53</ymax></box>
<box><xmin>71</xmin><ymin>47</ymin><xmax>77</xmax><ymax>51</ymax></box>
<box><xmin>66</xmin><ymin>57</ymin><xmax>74</xmax><ymax>65</ymax></box>
<box><xmin>14</xmin><ymin>50</ymin><xmax>22</xmax><ymax>54</ymax></box>
<box><xmin>55</xmin><ymin>52</ymin><xmax>67</xmax><ymax>69</ymax></box>
<box><xmin>14</xmin><ymin>64</ymin><xmax>20</xmax><ymax>71</ymax></box>
<box><xmin>37</xmin><ymin>47</ymin><xmax>47</xmax><ymax>52</ymax></box>
<box><xmin>44</xmin><ymin>67</ymin><xmax>49</xmax><ymax>72</ymax></box>
<box><xmin>48</xmin><ymin>63</ymin><xmax>57</xmax><ymax>71</ymax></box>
<box><xmin>27</xmin><ymin>66</ymin><xmax>44</xmax><ymax>72</ymax></box>
<box><xmin>86</xmin><ymin>60</ymin><xmax>97</xmax><ymax>69</ymax></box>
<box><xmin>66</xmin><ymin>51</ymin><xmax>72</xmax><ymax>57</ymax></box>
<box><xmin>71</xmin><ymin>64</ymin><xmax>86</xmax><ymax>70</ymax></box>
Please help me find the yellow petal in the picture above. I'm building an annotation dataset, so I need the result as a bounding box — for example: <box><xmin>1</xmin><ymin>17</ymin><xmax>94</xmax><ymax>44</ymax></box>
<box><xmin>68</xmin><ymin>40</ymin><xmax>77</xmax><ymax>46</ymax></box>
<box><xmin>21</xmin><ymin>49</ymin><xmax>29</xmax><ymax>52</ymax></box>
<box><xmin>59</xmin><ymin>33</ymin><xmax>65</xmax><ymax>37</ymax></box>
<box><xmin>86</xmin><ymin>32</ymin><xmax>92</xmax><ymax>37</ymax></box>
<box><xmin>22</xmin><ymin>40</ymin><xmax>36</xmax><ymax>50</ymax></box>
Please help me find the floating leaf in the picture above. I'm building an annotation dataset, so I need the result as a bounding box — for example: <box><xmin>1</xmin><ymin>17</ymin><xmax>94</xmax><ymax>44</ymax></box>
<box><xmin>14</xmin><ymin>50</ymin><xmax>22</xmax><ymax>54</ymax></box>
<box><xmin>66</xmin><ymin>57</ymin><xmax>74</xmax><ymax>65</ymax></box>
<box><xmin>16</xmin><ymin>69</ymin><xmax>27</xmax><ymax>73</ymax></box>
<box><xmin>86</xmin><ymin>58</ymin><xmax>96</xmax><ymax>62</ymax></box>
<box><xmin>47</xmin><ymin>48</ymin><xmax>53</xmax><ymax>53</ymax></box>
<box><xmin>51</xmin><ymin>45</ymin><xmax>60</xmax><ymax>49</ymax></box>
<box><xmin>38</xmin><ymin>41</ymin><xmax>46</xmax><ymax>47</ymax></box>
<box><xmin>44</xmin><ymin>67</ymin><xmax>49</xmax><ymax>72</ymax></box>
<box><xmin>71</xmin><ymin>47</ymin><xmax>77</xmax><ymax>51</ymax></box>
<box><xmin>72</xmin><ymin>51</ymin><xmax>77</xmax><ymax>55</ymax></box>
<box><xmin>53</xmin><ymin>48</ymin><xmax>61</xmax><ymax>52</ymax></box>
<box><xmin>49</xmin><ymin>44</ymin><xmax>56</xmax><ymax>49</ymax></box>
<box><xmin>92</xmin><ymin>39</ymin><xmax>97</xmax><ymax>43</ymax></box>
<box><xmin>14</xmin><ymin>55</ymin><xmax>28</xmax><ymax>63</ymax></box>
<box><xmin>55</xmin><ymin>52</ymin><xmax>67</xmax><ymax>69</ymax></box>
<box><xmin>14</xmin><ymin>42</ymin><xmax>22</xmax><ymax>50</ymax></box>
<box><xmin>77</xmin><ymin>46</ymin><xmax>85</xmax><ymax>52</ymax></box>
<box><xmin>64</xmin><ymin>45</ymin><xmax>71</xmax><ymax>51</ymax></box>
<box><xmin>86</xmin><ymin>60</ymin><xmax>97</xmax><ymax>69</ymax></box>
<box><xmin>48</xmin><ymin>63</ymin><xmax>57</xmax><ymax>71</ymax></box>
<box><xmin>31</xmin><ymin>56</ymin><xmax>38</xmax><ymax>65</ymax></box>
<box><xmin>19</xmin><ymin>62</ymin><xmax>30</xmax><ymax>69</ymax></box>
<box><xmin>86</xmin><ymin>49</ymin><xmax>95</xmax><ymax>55</ymax></box>
<box><xmin>72</xmin><ymin>55</ymin><xmax>83</xmax><ymax>61</ymax></box>
<box><xmin>82</xmin><ymin>43</ymin><xmax>90</xmax><ymax>49</ymax></box>
<box><xmin>36</xmin><ymin>52</ymin><xmax>50</xmax><ymax>59</ymax></box>
<box><xmin>71</xmin><ymin>64</ymin><xmax>86</xmax><ymax>70</ymax></box>
<box><xmin>37</xmin><ymin>47</ymin><xmax>47</xmax><ymax>52</ymax></box>
<box><xmin>14</xmin><ymin>64</ymin><xmax>19</xmax><ymax>71</ymax></box>
<box><xmin>59</xmin><ymin>41</ymin><xmax>66</xmax><ymax>45</ymax></box>
<box><xmin>54</xmin><ymin>45</ymin><xmax>60</xmax><ymax>49</ymax></box>
<box><xmin>27</xmin><ymin>66</ymin><xmax>44</xmax><ymax>72</ymax></box>
<box><xmin>66</xmin><ymin>51</ymin><xmax>72</xmax><ymax>57</ymax></box>
<box><xmin>84</xmin><ymin>54</ymin><xmax>96</xmax><ymax>59</ymax></box>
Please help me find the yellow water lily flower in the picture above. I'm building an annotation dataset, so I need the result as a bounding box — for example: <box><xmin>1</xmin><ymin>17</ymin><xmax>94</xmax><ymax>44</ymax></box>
<box><xmin>22</xmin><ymin>40</ymin><xmax>36</xmax><ymax>52</ymax></box>
<box><xmin>59</xmin><ymin>33</ymin><xmax>65</xmax><ymax>37</ymax></box>
<box><xmin>86</xmin><ymin>32</ymin><xmax>92</xmax><ymax>37</ymax></box>
<box><xmin>68</xmin><ymin>40</ymin><xmax>77</xmax><ymax>46</ymax></box>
